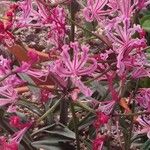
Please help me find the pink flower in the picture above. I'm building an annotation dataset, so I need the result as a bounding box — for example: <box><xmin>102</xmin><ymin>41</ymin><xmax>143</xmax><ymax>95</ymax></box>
<box><xmin>0</xmin><ymin>127</ymin><xmax>29</xmax><ymax>150</ymax></box>
<box><xmin>136</xmin><ymin>117</ymin><xmax>150</xmax><ymax>139</ymax></box>
<box><xmin>93</xmin><ymin>112</ymin><xmax>109</xmax><ymax>129</ymax></box>
<box><xmin>93</xmin><ymin>136</ymin><xmax>105</xmax><ymax>150</ymax></box>
<box><xmin>105</xmin><ymin>18</ymin><xmax>146</xmax><ymax>77</ymax></box>
<box><xmin>55</xmin><ymin>42</ymin><xmax>97</xmax><ymax>96</ymax></box>
<box><xmin>0</xmin><ymin>17</ymin><xmax>14</xmax><ymax>46</ymax></box>
<box><xmin>132</xmin><ymin>67</ymin><xmax>150</xmax><ymax>79</ymax></box>
<box><xmin>0</xmin><ymin>55</ymin><xmax>11</xmax><ymax>77</ymax></box>
<box><xmin>47</xmin><ymin>7</ymin><xmax>67</xmax><ymax>49</ymax></box>
<box><xmin>27</xmin><ymin>50</ymin><xmax>39</xmax><ymax>64</ymax></box>
<box><xmin>0</xmin><ymin>85</ymin><xmax>18</xmax><ymax>106</ymax></box>
<box><xmin>137</xmin><ymin>0</ymin><xmax>150</xmax><ymax>10</ymax></box>
<box><xmin>98</xmin><ymin>100</ymin><xmax>115</xmax><ymax>115</ymax></box>
<box><xmin>108</xmin><ymin>0</ymin><xmax>138</xmax><ymax>19</ymax></box>
<box><xmin>15</xmin><ymin>62</ymin><xmax>49</xmax><ymax>82</ymax></box>
<box><xmin>40</xmin><ymin>88</ymin><xmax>53</xmax><ymax>103</ymax></box>
<box><xmin>83</xmin><ymin>0</ymin><xmax>111</xmax><ymax>22</ymax></box>
<box><xmin>9</xmin><ymin>116</ymin><xmax>31</xmax><ymax>129</ymax></box>
<box><xmin>135</xmin><ymin>88</ymin><xmax>150</xmax><ymax>111</ymax></box>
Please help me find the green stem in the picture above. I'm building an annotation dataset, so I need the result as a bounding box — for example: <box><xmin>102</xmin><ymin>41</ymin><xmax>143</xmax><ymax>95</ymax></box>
<box><xmin>114</xmin><ymin>111</ymin><xmax>150</xmax><ymax>117</ymax></box>
<box><xmin>37</xmin><ymin>99</ymin><xmax>61</xmax><ymax>123</ymax></box>
<box><xmin>127</xmin><ymin>79</ymin><xmax>139</xmax><ymax>149</ymax></box>
<box><xmin>76</xmin><ymin>101</ymin><xmax>95</xmax><ymax>113</ymax></box>
<box><xmin>68</xmin><ymin>18</ymin><xmax>112</xmax><ymax>48</ymax></box>
<box><xmin>85</xmin><ymin>65</ymin><xmax>113</xmax><ymax>84</ymax></box>
<box><xmin>70</xmin><ymin>102</ymin><xmax>80</xmax><ymax>150</ymax></box>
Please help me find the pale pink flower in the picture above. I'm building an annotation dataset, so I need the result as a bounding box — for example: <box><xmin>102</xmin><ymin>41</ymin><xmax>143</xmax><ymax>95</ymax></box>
<box><xmin>135</xmin><ymin>88</ymin><xmax>150</xmax><ymax>111</ymax></box>
<box><xmin>0</xmin><ymin>127</ymin><xmax>29</xmax><ymax>150</ymax></box>
<box><xmin>108</xmin><ymin>0</ymin><xmax>138</xmax><ymax>19</ymax></box>
<box><xmin>0</xmin><ymin>55</ymin><xmax>11</xmax><ymax>77</ymax></box>
<box><xmin>0</xmin><ymin>85</ymin><xmax>18</xmax><ymax>106</ymax></box>
<box><xmin>105</xmin><ymin>18</ymin><xmax>146</xmax><ymax>77</ymax></box>
<box><xmin>55</xmin><ymin>42</ymin><xmax>97</xmax><ymax>96</ymax></box>
<box><xmin>15</xmin><ymin>62</ymin><xmax>49</xmax><ymax>82</ymax></box>
<box><xmin>136</xmin><ymin>117</ymin><xmax>150</xmax><ymax>139</ymax></box>
<box><xmin>137</xmin><ymin>0</ymin><xmax>150</xmax><ymax>10</ymax></box>
<box><xmin>98</xmin><ymin>100</ymin><xmax>115</xmax><ymax>115</ymax></box>
<box><xmin>83</xmin><ymin>0</ymin><xmax>111</xmax><ymax>22</ymax></box>
<box><xmin>132</xmin><ymin>67</ymin><xmax>150</xmax><ymax>79</ymax></box>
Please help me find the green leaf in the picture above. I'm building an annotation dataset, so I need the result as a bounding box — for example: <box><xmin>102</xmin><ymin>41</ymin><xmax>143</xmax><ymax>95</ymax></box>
<box><xmin>32</xmin><ymin>123</ymin><xmax>75</xmax><ymax>139</ymax></box>
<box><xmin>140</xmin><ymin>15</ymin><xmax>150</xmax><ymax>32</ymax></box>
<box><xmin>31</xmin><ymin>135</ymin><xmax>75</xmax><ymax>150</ymax></box>
<box><xmin>17</xmin><ymin>99</ymin><xmax>43</xmax><ymax>116</ymax></box>
<box><xmin>141</xmin><ymin>139</ymin><xmax>150</xmax><ymax>150</ymax></box>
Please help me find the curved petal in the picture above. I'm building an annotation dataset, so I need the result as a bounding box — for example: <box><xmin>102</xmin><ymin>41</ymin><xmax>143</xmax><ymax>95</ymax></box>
<box><xmin>77</xmin><ymin>45</ymin><xmax>89</xmax><ymax>70</ymax></box>
<box><xmin>72</xmin><ymin>77</ymin><xmax>93</xmax><ymax>97</ymax></box>
<box><xmin>61</xmin><ymin>44</ymin><xmax>73</xmax><ymax>71</ymax></box>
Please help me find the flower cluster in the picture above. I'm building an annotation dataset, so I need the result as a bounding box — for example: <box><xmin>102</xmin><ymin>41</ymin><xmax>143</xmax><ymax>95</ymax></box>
<box><xmin>0</xmin><ymin>0</ymin><xmax>150</xmax><ymax>149</ymax></box>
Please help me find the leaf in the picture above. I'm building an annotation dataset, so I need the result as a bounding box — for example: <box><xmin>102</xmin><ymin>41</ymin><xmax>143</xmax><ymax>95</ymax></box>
<box><xmin>32</xmin><ymin>123</ymin><xmax>75</xmax><ymax>139</ymax></box>
<box><xmin>84</xmin><ymin>139</ymin><xmax>92</xmax><ymax>150</ymax></box>
<box><xmin>78</xmin><ymin>113</ymin><xmax>95</xmax><ymax>130</ymax></box>
<box><xmin>31</xmin><ymin>135</ymin><xmax>75</xmax><ymax>150</ymax></box>
<box><xmin>140</xmin><ymin>15</ymin><xmax>150</xmax><ymax>32</ymax></box>
<box><xmin>17</xmin><ymin>99</ymin><xmax>43</xmax><ymax>116</ymax></box>
<box><xmin>141</xmin><ymin>139</ymin><xmax>150</xmax><ymax>150</ymax></box>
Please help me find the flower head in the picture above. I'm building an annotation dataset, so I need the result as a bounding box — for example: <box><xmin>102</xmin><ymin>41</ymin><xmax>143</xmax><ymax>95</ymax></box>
<box><xmin>83</xmin><ymin>0</ymin><xmax>111</xmax><ymax>22</ymax></box>
<box><xmin>93</xmin><ymin>112</ymin><xmax>109</xmax><ymax>129</ymax></box>
<box><xmin>55</xmin><ymin>42</ymin><xmax>97</xmax><ymax>96</ymax></box>
<box><xmin>136</xmin><ymin>117</ymin><xmax>150</xmax><ymax>139</ymax></box>
<box><xmin>135</xmin><ymin>88</ymin><xmax>150</xmax><ymax>111</ymax></box>
<box><xmin>0</xmin><ymin>127</ymin><xmax>29</xmax><ymax>150</ymax></box>
<box><xmin>93</xmin><ymin>136</ymin><xmax>105</xmax><ymax>150</ymax></box>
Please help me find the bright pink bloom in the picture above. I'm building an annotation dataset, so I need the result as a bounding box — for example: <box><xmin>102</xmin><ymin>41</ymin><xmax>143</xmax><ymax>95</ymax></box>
<box><xmin>93</xmin><ymin>136</ymin><xmax>105</xmax><ymax>150</ymax></box>
<box><xmin>9</xmin><ymin>116</ymin><xmax>31</xmax><ymax>129</ymax></box>
<box><xmin>0</xmin><ymin>127</ymin><xmax>29</xmax><ymax>150</ymax></box>
<box><xmin>93</xmin><ymin>112</ymin><xmax>109</xmax><ymax>129</ymax></box>
<box><xmin>55</xmin><ymin>42</ymin><xmax>97</xmax><ymax>96</ymax></box>
<box><xmin>40</xmin><ymin>88</ymin><xmax>53</xmax><ymax>103</ymax></box>
<box><xmin>83</xmin><ymin>0</ymin><xmax>111</xmax><ymax>22</ymax></box>
<box><xmin>47</xmin><ymin>7</ymin><xmax>66</xmax><ymax>49</ymax></box>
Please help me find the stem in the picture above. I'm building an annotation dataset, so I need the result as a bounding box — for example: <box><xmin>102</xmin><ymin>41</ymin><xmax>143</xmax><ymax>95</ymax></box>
<box><xmin>127</xmin><ymin>80</ymin><xmax>139</xmax><ymax>148</ymax></box>
<box><xmin>37</xmin><ymin>98</ymin><xmax>61</xmax><ymax>123</ymax></box>
<box><xmin>76</xmin><ymin>101</ymin><xmax>95</xmax><ymax>113</ymax></box>
<box><xmin>69</xmin><ymin>0</ymin><xmax>75</xmax><ymax>42</ymax></box>
<box><xmin>59</xmin><ymin>98</ymin><xmax>69</xmax><ymax>125</ymax></box>
<box><xmin>68</xmin><ymin>18</ymin><xmax>112</xmax><ymax>48</ymax></box>
<box><xmin>85</xmin><ymin>65</ymin><xmax>113</xmax><ymax>84</ymax></box>
<box><xmin>70</xmin><ymin>102</ymin><xmax>80</xmax><ymax>150</ymax></box>
<box><xmin>114</xmin><ymin>111</ymin><xmax>150</xmax><ymax>117</ymax></box>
